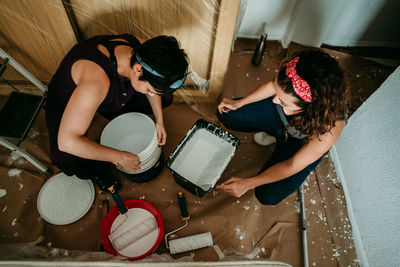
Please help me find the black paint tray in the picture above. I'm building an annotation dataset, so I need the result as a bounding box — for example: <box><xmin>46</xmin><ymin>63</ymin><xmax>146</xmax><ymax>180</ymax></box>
<box><xmin>167</xmin><ymin>119</ymin><xmax>239</xmax><ymax>197</ymax></box>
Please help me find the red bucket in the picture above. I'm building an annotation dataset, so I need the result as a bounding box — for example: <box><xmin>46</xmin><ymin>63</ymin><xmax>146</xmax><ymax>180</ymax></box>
<box><xmin>101</xmin><ymin>199</ymin><xmax>165</xmax><ymax>261</ymax></box>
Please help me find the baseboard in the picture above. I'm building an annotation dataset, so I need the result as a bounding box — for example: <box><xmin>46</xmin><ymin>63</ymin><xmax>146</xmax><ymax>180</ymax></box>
<box><xmin>330</xmin><ymin>146</ymin><xmax>369</xmax><ymax>267</ymax></box>
<box><xmin>323</xmin><ymin>40</ymin><xmax>400</xmax><ymax>48</ymax></box>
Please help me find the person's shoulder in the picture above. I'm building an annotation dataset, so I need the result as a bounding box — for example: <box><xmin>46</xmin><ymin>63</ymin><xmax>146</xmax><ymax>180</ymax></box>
<box><xmin>136</xmin><ymin>36</ymin><xmax>146</xmax><ymax>44</ymax></box>
<box><xmin>72</xmin><ymin>60</ymin><xmax>109</xmax><ymax>89</ymax></box>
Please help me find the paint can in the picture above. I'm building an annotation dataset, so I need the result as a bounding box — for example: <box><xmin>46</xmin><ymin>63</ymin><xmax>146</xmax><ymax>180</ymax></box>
<box><xmin>100</xmin><ymin>112</ymin><xmax>163</xmax><ymax>182</ymax></box>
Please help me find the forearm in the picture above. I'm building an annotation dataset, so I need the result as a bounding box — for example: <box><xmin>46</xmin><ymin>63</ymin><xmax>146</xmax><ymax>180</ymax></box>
<box><xmin>59</xmin><ymin>135</ymin><xmax>122</xmax><ymax>163</ymax></box>
<box><xmin>246</xmin><ymin>159</ymin><xmax>301</xmax><ymax>189</ymax></box>
<box><xmin>237</xmin><ymin>80</ymin><xmax>276</xmax><ymax>107</ymax></box>
<box><xmin>146</xmin><ymin>94</ymin><xmax>164</xmax><ymax>125</ymax></box>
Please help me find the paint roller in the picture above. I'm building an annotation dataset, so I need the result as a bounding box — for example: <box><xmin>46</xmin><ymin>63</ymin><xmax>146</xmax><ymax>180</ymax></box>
<box><xmin>107</xmin><ymin>185</ymin><xmax>158</xmax><ymax>251</ymax></box>
<box><xmin>106</xmin><ymin>185</ymin><xmax>129</xmax><ymax>249</ymax></box>
<box><xmin>109</xmin><ymin>216</ymin><xmax>158</xmax><ymax>251</ymax></box>
<box><xmin>164</xmin><ymin>192</ymin><xmax>213</xmax><ymax>254</ymax></box>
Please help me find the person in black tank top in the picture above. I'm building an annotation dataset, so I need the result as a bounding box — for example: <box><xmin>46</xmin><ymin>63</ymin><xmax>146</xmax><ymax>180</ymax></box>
<box><xmin>45</xmin><ymin>34</ymin><xmax>189</xmax><ymax>191</ymax></box>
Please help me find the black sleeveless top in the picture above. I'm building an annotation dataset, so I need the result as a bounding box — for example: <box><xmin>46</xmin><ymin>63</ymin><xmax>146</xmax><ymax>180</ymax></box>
<box><xmin>45</xmin><ymin>34</ymin><xmax>140</xmax><ymax>113</ymax></box>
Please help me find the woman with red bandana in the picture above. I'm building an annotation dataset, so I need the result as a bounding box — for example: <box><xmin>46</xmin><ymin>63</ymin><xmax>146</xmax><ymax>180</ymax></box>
<box><xmin>216</xmin><ymin>50</ymin><xmax>349</xmax><ymax>205</ymax></box>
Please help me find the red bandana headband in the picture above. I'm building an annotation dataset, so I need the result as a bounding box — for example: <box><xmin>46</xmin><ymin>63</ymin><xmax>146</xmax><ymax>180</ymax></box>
<box><xmin>286</xmin><ymin>57</ymin><xmax>313</xmax><ymax>102</ymax></box>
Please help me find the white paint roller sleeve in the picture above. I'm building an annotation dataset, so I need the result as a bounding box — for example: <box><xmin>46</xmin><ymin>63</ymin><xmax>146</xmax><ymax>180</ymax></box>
<box><xmin>109</xmin><ymin>217</ymin><xmax>158</xmax><ymax>251</ymax></box>
<box><xmin>169</xmin><ymin>232</ymin><xmax>213</xmax><ymax>254</ymax></box>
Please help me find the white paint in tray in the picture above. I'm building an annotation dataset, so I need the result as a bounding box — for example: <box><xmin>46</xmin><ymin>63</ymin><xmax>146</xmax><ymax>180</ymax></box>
<box><xmin>170</xmin><ymin>129</ymin><xmax>235</xmax><ymax>190</ymax></box>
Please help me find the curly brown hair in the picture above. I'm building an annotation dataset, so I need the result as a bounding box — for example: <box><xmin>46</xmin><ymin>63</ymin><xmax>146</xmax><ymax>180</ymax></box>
<box><xmin>277</xmin><ymin>50</ymin><xmax>350</xmax><ymax>138</ymax></box>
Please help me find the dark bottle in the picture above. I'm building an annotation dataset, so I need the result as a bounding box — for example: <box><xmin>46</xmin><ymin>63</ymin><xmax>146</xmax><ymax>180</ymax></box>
<box><xmin>252</xmin><ymin>33</ymin><xmax>268</xmax><ymax>66</ymax></box>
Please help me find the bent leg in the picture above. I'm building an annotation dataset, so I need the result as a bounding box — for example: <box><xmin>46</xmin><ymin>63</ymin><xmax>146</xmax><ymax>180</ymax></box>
<box><xmin>216</xmin><ymin>98</ymin><xmax>285</xmax><ymax>140</ymax></box>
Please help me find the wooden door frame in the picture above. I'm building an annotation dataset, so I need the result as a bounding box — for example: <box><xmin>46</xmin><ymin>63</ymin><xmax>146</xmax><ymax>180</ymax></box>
<box><xmin>175</xmin><ymin>0</ymin><xmax>241</xmax><ymax>103</ymax></box>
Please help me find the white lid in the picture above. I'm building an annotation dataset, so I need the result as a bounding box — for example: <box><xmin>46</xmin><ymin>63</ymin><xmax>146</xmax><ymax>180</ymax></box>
<box><xmin>37</xmin><ymin>172</ymin><xmax>95</xmax><ymax>225</ymax></box>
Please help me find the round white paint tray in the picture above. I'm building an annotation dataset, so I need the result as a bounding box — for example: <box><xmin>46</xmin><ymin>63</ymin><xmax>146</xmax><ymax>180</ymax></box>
<box><xmin>37</xmin><ymin>172</ymin><xmax>95</xmax><ymax>225</ymax></box>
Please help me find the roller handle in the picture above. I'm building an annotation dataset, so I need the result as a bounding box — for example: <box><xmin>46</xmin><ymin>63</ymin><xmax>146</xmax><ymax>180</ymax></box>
<box><xmin>108</xmin><ymin>185</ymin><xmax>128</xmax><ymax>214</ymax></box>
<box><xmin>177</xmin><ymin>192</ymin><xmax>190</xmax><ymax>220</ymax></box>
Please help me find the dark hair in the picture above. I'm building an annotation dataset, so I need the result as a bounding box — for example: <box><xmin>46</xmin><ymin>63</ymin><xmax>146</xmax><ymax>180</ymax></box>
<box><xmin>277</xmin><ymin>50</ymin><xmax>350</xmax><ymax>138</ymax></box>
<box><xmin>130</xmin><ymin>35</ymin><xmax>189</xmax><ymax>94</ymax></box>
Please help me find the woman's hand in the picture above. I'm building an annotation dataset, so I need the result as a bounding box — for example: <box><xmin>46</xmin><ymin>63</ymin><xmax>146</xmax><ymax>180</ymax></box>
<box><xmin>155</xmin><ymin>122</ymin><xmax>167</xmax><ymax>146</ymax></box>
<box><xmin>216</xmin><ymin>177</ymin><xmax>253</xmax><ymax>198</ymax></box>
<box><xmin>217</xmin><ymin>98</ymin><xmax>242</xmax><ymax>114</ymax></box>
<box><xmin>116</xmin><ymin>151</ymin><xmax>141</xmax><ymax>172</ymax></box>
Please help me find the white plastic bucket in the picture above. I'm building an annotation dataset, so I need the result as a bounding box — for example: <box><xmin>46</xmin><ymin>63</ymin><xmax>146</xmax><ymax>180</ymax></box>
<box><xmin>100</xmin><ymin>113</ymin><xmax>160</xmax><ymax>174</ymax></box>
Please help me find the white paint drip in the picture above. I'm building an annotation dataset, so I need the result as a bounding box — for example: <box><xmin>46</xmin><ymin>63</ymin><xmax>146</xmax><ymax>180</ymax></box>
<box><xmin>28</xmin><ymin>127</ymin><xmax>40</xmax><ymax>139</ymax></box>
<box><xmin>2</xmin><ymin>206</ymin><xmax>7</xmax><ymax>212</ymax></box>
<box><xmin>8</xmin><ymin>168</ymin><xmax>22</xmax><ymax>177</ymax></box>
<box><xmin>11</xmin><ymin>218</ymin><xmax>17</xmax><ymax>226</ymax></box>
<box><xmin>18</xmin><ymin>183</ymin><xmax>23</xmax><ymax>191</ymax></box>
<box><xmin>213</xmin><ymin>244</ymin><xmax>225</xmax><ymax>260</ymax></box>
<box><xmin>294</xmin><ymin>202</ymin><xmax>300</xmax><ymax>214</ymax></box>
<box><xmin>235</xmin><ymin>226</ymin><xmax>246</xmax><ymax>241</ymax></box>
<box><xmin>318</xmin><ymin>211</ymin><xmax>327</xmax><ymax>222</ymax></box>
<box><xmin>245</xmin><ymin>247</ymin><xmax>260</xmax><ymax>259</ymax></box>
<box><xmin>310</xmin><ymin>199</ymin><xmax>317</xmax><ymax>205</ymax></box>
<box><xmin>11</xmin><ymin>151</ymin><xmax>22</xmax><ymax>160</ymax></box>
<box><xmin>6</xmin><ymin>151</ymin><xmax>26</xmax><ymax>166</ymax></box>
<box><xmin>0</xmin><ymin>189</ymin><xmax>7</xmax><ymax>198</ymax></box>
<box><xmin>50</xmin><ymin>248</ymin><xmax>59</xmax><ymax>256</ymax></box>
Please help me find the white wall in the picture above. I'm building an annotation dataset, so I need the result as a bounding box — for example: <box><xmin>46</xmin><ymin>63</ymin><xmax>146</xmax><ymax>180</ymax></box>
<box><xmin>237</xmin><ymin>0</ymin><xmax>400</xmax><ymax>48</ymax></box>
<box><xmin>331</xmin><ymin>67</ymin><xmax>400</xmax><ymax>267</ymax></box>
<box><xmin>322</xmin><ymin>0</ymin><xmax>400</xmax><ymax>47</ymax></box>
<box><xmin>237</xmin><ymin>0</ymin><xmax>297</xmax><ymax>40</ymax></box>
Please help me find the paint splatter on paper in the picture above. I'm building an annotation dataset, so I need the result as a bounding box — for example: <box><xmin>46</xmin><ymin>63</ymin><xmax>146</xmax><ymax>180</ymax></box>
<box><xmin>8</xmin><ymin>168</ymin><xmax>22</xmax><ymax>177</ymax></box>
<box><xmin>0</xmin><ymin>189</ymin><xmax>7</xmax><ymax>198</ymax></box>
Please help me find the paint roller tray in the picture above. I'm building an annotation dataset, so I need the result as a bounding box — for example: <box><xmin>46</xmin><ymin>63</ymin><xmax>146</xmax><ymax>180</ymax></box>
<box><xmin>167</xmin><ymin>119</ymin><xmax>239</xmax><ymax>197</ymax></box>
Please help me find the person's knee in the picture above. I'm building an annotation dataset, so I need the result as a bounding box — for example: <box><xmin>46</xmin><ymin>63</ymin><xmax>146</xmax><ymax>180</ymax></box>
<box><xmin>216</xmin><ymin>110</ymin><xmax>235</xmax><ymax>129</ymax></box>
<box><xmin>254</xmin><ymin>187</ymin><xmax>286</xmax><ymax>205</ymax></box>
<box><xmin>255</xmin><ymin>193</ymin><xmax>283</xmax><ymax>205</ymax></box>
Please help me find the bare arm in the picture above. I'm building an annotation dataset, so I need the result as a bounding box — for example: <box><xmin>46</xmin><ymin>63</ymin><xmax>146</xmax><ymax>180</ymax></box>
<box><xmin>146</xmin><ymin>94</ymin><xmax>167</xmax><ymax>145</ymax></box>
<box><xmin>58</xmin><ymin>60</ymin><xmax>141</xmax><ymax>172</ymax></box>
<box><xmin>218</xmin><ymin>80</ymin><xmax>276</xmax><ymax>113</ymax></box>
<box><xmin>217</xmin><ymin>121</ymin><xmax>346</xmax><ymax>197</ymax></box>
<box><xmin>136</xmin><ymin>36</ymin><xmax>146</xmax><ymax>44</ymax></box>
